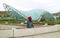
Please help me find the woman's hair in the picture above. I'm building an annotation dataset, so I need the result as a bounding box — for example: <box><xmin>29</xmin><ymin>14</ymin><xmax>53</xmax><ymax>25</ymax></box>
<box><xmin>28</xmin><ymin>16</ymin><xmax>32</xmax><ymax>21</ymax></box>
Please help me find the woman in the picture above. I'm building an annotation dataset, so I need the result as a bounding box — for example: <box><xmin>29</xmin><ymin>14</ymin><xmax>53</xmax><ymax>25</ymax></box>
<box><xmin>27</xmin><ymin>16</ymin><xmax>34</xmax><ymax>28</ymax></box>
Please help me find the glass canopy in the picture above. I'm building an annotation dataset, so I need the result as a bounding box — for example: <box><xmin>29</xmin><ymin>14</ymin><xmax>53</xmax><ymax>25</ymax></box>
<box><xmin>3</xmin><ymin>3</ymin><xmax>55</xmax><ymax>21</ymax></box>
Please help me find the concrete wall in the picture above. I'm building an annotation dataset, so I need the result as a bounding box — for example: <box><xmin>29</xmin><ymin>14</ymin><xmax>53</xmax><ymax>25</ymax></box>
<box><xmin>0</xmin><ymin>30</ymin><xmax>13</xmax><ymax>38</ymax></box>
<box><xmin>0</xmin><ymin>25</ymin><xmax>60</xmax><ymax>38</ymax></box>
<box><xmin>14</xmin><ymin>25</ymin><xmax>60</xmax><ymax>38</ymax></box>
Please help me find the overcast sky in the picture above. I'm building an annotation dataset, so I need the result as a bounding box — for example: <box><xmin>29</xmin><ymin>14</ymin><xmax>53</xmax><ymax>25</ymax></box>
<box><xmin>0</xmin><ymin>0</ymin><xmax>60</xmax><ymax>13</ymax></box>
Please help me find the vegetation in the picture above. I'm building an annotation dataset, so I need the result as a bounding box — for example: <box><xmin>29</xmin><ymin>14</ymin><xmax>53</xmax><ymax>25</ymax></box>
<box><xmin>0</xmin><ymin>19</ymin><xmax>24</xmax><ymax>23</ymax></box>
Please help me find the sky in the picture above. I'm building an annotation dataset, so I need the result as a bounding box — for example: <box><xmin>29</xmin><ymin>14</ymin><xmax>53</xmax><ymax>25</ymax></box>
<box><xmin>0</xmin><ymin>0</ymin><xmax>60</xmax><ymax>13</ymax></box>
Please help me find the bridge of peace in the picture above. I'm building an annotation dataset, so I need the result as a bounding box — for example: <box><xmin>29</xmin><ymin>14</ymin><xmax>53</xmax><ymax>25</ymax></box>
<box><xmin>0</xmin><ymin>3</ymin><xmax>60</xmax><ymax>38</ymax></box>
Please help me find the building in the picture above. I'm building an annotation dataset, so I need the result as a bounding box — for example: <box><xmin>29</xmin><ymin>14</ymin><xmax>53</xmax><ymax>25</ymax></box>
<box><xmin>53</xmin><ymin>12</ymin><xmax>60</xmax><ymax>21</ymax></box>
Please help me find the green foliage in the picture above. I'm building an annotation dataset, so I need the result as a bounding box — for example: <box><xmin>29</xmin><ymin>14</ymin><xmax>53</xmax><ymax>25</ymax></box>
<box><xmin>0</xmin><ymin>19</ymin><xmax>24</xmax><ymax>23</ymax></box>
<box><xmin>33</xmin><ymin>22</ymin><xmax>40</xmax><ymax>24</ymax></box>
<box><xmin>57</xmin><ymin>21</ymin><xmax>60</xmax><ymax>24</ymax></box>
<box><xmin>47</xmin><ymin>21</ymin><xmax>57</xmax><ymax>25</ymax></box>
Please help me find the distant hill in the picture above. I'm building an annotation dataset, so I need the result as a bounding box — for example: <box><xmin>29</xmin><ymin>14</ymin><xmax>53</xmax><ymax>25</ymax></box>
<box><xmin>53</xmin><ymin>12</ymin><xmax>60</xmax><ymax>16</ymax></box>
<box><xmin>0</xmin><ymin>11</ymin><xmax>10</xmax><ymax>17</ymax></box>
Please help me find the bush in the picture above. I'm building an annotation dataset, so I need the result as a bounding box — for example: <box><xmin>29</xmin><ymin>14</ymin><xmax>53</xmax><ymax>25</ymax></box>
<box><xmin>46</xmin><ymin>21</ymin><xmax>57</xmax><ymax>25</ymax></box>
<box><xmin>0</xmin><ymin>19</ymin><xmax>23</xmax><ymax>23</ymax></box>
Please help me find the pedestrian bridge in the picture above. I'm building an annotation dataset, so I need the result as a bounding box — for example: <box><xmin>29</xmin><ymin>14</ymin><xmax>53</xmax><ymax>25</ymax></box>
<box><xmin>0</xmin><ymin>25</ymin><xmax>60</xmax><ymax>38</ymax></box>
